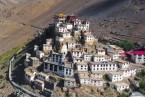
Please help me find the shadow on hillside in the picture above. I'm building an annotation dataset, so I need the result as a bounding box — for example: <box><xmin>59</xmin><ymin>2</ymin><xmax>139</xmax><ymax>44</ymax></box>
<box><xmin>78</xmin><ymin>0</ymin><xmax>127</xmax><ymax>17</ymax></box>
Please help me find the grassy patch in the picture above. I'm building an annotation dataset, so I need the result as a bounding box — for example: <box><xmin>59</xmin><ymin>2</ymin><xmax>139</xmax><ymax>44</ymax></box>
<box><xmin>0</xmin><ymin>46</ymin><xmax>21</xmax><ymax>69</ymax></box>
<box><xmin>0</xmin><ymin>46</ymin><xmax>22</xmax><ymax>86</ymax></box>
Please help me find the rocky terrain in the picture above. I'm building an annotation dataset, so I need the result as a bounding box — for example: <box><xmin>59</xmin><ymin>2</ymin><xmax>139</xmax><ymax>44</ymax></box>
<box><xmin>0</xmin><ymin>0</ymin><xmax>145</xmax><ymax>96</ymax></box>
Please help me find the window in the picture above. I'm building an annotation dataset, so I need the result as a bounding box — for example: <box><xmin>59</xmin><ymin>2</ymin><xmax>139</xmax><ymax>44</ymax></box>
<box><xmin>54</xmin><ymin>65</ymin><xmax>57</xmax><ymax>72</ymax></box>
<box><xmin>44</xmin><ymin>64</ymin><xmax>48</xmax><ymax>69</ymax></box>
<box><xmin>50</xmin><ymin>64</ymin><xmax>53</xmax><ymax>70</ymax></box>
<box><xmin>59</xmin><ymin>66</ymin><xmax>63</xmax><ymax>71</ymax></box>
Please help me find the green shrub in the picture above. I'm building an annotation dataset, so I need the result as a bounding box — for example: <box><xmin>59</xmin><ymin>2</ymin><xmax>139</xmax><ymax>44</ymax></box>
<box><xmin>114</xmin><ymin>40</ymin><xmax>134</xmax><ymax>51</ymax></box>
<box><xmin>139</xmin><ymin>80</ymin><xmax>145</xmax><ymax>90</ymax></box>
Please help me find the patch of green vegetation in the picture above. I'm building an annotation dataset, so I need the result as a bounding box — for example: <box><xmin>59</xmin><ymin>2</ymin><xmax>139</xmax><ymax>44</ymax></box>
<box><xmin>136</xmin><ymin>68</ymin><xmax>145</xmax><ymax>79</ymax></box>
<box><xmin>136</xmin><ymin>68</ymin><xmax>145</xmax><ymax>94</ymax></box>
<box><xmin>117</xmin><ymin>93</ymin><xmax>127</xmax><ymax>97</ymax></box>
<box><xmin>0</xmin><ymin>46</ymin><xmax>21</xmax><ymax>69</ymax></box>
<box><xmin>139</xmin><ymin>80</ymin><xmax>145</xmax><ymax>94</ymax></box>
<box><xmin>114</xmin><ymin>40</ymin><xmax>135</xmax><ymax>51</ymax></box>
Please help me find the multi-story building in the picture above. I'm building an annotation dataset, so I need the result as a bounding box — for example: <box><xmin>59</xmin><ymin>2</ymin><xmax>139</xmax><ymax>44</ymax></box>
<box><xmin>120</xmin><ymin>67</ymin><xmax>137</xmax><ymax>78</ymax></box>
<box><xmin>83</xmin><ymin>54</ymin><xmax>92</xmax><ymax>61</ymax></box>
<box><xmin>113</xmin><ymin>82</ymin><xmax>129</xmax><ymax>91</ymax></box>
<box><xmin>90</xmin><ymin>72</ymin><xmax>104</xmax><ymax>79</ymax></box>
<box><xmin>66</xmin><ymin>39</ymin><xmax>76</xmax><ymax>49</ymax></box>
<box><xmin>59</xmin><ymin>32</ymin><xmax>72</xmax><ymax>39</ymax></box>
<box><xmin>93</xmin><ymin>55</ymin><xmax>111</xmax><ymax>62</ymax></box>
<box><xmin>64</xmin><ymin>77</ymin><xmax>77</xmax><ymax>87</ymax></box>
<box><xmin>54</xmin><ymin>14</ymin><xmax>66</xmax><ymax>24</ymax></box>
<box><xmin>48</xmin><ymin>52</ymin><xmax>65</xmax><ymax>64</ymax></box>
<box><xmin>71</xmin><ymin>49</ymin><xmax>84</xmax><ymax>58</ymax></box>
<box><xmin>55</xmin><ymin>26</ymin><xmax>68</xmax><ymax>33</ymax></box>
<box><xmin>36</xmin><ymin>72</ymin><xmax>49</xmax><ymax>81</ymax></box>
<box><xmin>78</xmin><ymin>71</ymin><xmax>105</xmax><ymax>87</ymax></box>
<box><xmin>34</xmin><ymin>79</ymin><xmax>45</xmax><ymax>90</ymax></box>
<box><xmin>84</xmin><ymin>34</ymin><xmax>95</xmax><ymax>42</ymax></box>
<box><xmin>43</xmin><ymin>44</ymin><xmax>52</xmax><ymax>53</ymax></box>
<box><xmin>96</xmin><ymin>48</ymin><xmax>106</xmax><ymax>55</ymax></box>
<box><xmin>108</xmin><ymin>72</ymin><xmax>123</xmax><ymax>82</ymax></box>
<box><xmin>76</xmin><ymin>62</ymin><xmax>88</xmax><ymax>71</ymax></box>
<box><xmin>89</xmin><ymin>62</ymin><xmax>117</xmax><ymax>72</ymax></box>
<box><xmin>36</xmin><ymin>50</ymin><xmax>44</xmax><ymax>59</ymax></box>
<box><xmin>73</xmin><ymin>57</ymin><xmax>84</xmax><ymax>63</ymax></box>
<box><xmin>131</xmin><ymin>51</ymin><xmax>145</xmax><ymax>63</ymax></box>
<box><xmin>74</xmin><ymin>19</ymin><xmax>89</xmax><ymax>32</ymax></box>
<box><xmin>24</xmin><ymin>66</ymin><xmax>37</xmax><ymax>83</ymax></box>
<box><xmin>44</xmin><ymin>61</ymin><xmax>74</xmax><ymax>77</ymax></box>
<box><xmin>30</xmin><ymin>57</ymin><xmax>40</xmax><ymax>67</ymax></box>
<box><xmin>106</xmin><ymin>45</ymin><xmax>125</xmax><ymax>60</ymax></box>
<box><xmin>116</xmin><ymin>60</ymin><xmax>130</xmax><ymax>69</ymax></box>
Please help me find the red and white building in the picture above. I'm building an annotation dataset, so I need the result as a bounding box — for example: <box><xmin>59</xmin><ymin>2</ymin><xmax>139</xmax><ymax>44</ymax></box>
<box><xmin>131</xmin><ymin>51</ymin><xmax>145</xmax><ymax>63</ymax></box>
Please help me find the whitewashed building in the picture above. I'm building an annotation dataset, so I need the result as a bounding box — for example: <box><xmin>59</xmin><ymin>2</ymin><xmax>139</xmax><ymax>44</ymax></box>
<box><xmin>84</xmin><ymin>54</ymin><xmax>92</xmax><ymax>61</ymax></box>
<box><xmin>34</xmin><ymin>45</ymin><xmax>39</xmax><ymax>52</ymax></box>
<box><xmin>55</xmin><ymin>26</ymin><xmax>68</xmax><ymax>33</ymax></box>
<box><xmin>107</xmin><ymin>51</ymin><xmax>120</xmax><ymax>61</ymax></box>
<box><xmin>90</xmin><ymin>78</ymin><xmax>105</xmax><ymax>87</ymax></box>
<box><xmin>60</xmin><ymin>44</ymin><xmax>68</xmax><ymax>55</ymax></box>
<box><xmin>36</xmin><ymin>72</ymin><xmax>49</xmax><ymax>81</ymax></box>
<box><xmin>74</xmin><ymin>19</ymin><xmax>89</xmax><ymax>32</ymax></box>
<box><xmin>116</xmin><ymin>60</ymin><xmax>130</xmax><ymax>69</ymax></box>
<box><xmin>90</xmin><ymin>72</ymin><xmax>103</xmax><ymax>79</ymax></box>
<box><xmin>131</xmin><ymin>51</ymin><xmax>145</xmax><ymax>63</ymax></box>
<box><xmin>34</xmin><ymin>79</ymin><xmax>45</xmax><ymax>90</ymax></box>
<box><xmin>43</xmin><ymin>44</ymin><xmax>52</xmax><ymax>53</ymax></box>
<box><xmin>66</xmin><ymin>23</ymin><xmax>73</xmax><ymax>30</ymax></box>
<box><xmin>30</xmin><ymin>57</ymin><xmax>40</xmax><ymax>67</ymax></box>
<box><xmin>60</xmin><ymin>32</ymin><xmax>72</xmax><ymax>39</ymax></box>
<box><xmin>64</xmin><ymin>77</ymin><xmax>77</xmax><ymax>87</ymax></box>
<box><xmin>48</xmin><ymin>52</ymin><xmax>65</xmax><ymax>64</ymax></box>
<box><xmin>96</xmin><ymin>48</ymin><xmax>106</xmax><ymax>55</ymax></box>
<box><xmin>121</xmin><ymin>67</ymin><xmax>137</xmax><ymax>78</ymax></box>
<box><xmin>108</xmin><ymin>72</ymin><xmax>123</xmax><ymax>82</ymax></box>
<box><xmin>44</xmin><ymin>61</ymin><xmax>74</xmax><ymax>77</ymax></box>
<box><xmin>24</xmin><ymin>67</ymin><xmax>37</xmax><ymax>83</ymax></box>
<box><xmin>76</xmin><ymin>62</ymin><xmax>88</xmax><ymax>71</ymax></box>
<box><xmin>71</xmin><ymin>49</ymin><xmax>84</xmax><ymax>58</ymax></box>
<box><xmin>66</xmin><ymin>40</ymin><xmax>76</xmax><ymax>49</ymax></box>
<box><xmin>106</xmin><ymin>45</ymin><xmax>125</xmax><ymax>60</ymax></box>
<box><xmin>114</xmin><ymin>82</ymin><xmax>129</xmax><ymax>91</ymax></box>
<box><xmin>78</xmin><ymin>71</ymin><xmax>105</xmax><ymax>87</ymax></box>
<box><xmin>93</xmin><ymin>55</ymin><xmax>111</xmax><ymax>62</ymax></box>
<box><xmin>46</xmin><ymin>39</ymin><xmax>52</xmax><ymax>45</ymax></box>
<box><xmin>84</xmin><ymin>34</ymin><xmax>95</xmax><ymax>42</ymax></box>
<box><xmin>73</xmin><ymin>57</ymin><xmax>84</xmax><ymax>63</ymax></box>
<box><xmin>89</xmin><ymin>62</ymin><xmax>118</xmax><ymax>72</ymax></box>
<box><xmin>36</xmin><ymin>50</ymin><xmax>44</xmax><ymax>59</ymax></box>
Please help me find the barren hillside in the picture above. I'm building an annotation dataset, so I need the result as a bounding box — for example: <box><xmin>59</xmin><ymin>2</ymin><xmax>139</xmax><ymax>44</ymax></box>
<box><xmin>0</xmin><ymin>0</ymin><xmax>145</xmax><ymax>54</ymax></box>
